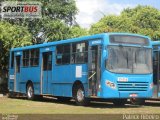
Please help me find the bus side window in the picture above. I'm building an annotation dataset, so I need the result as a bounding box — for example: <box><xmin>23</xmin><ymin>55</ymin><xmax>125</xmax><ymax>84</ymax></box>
<box><xmin>11</xmin><ymin>52</ymin><xmax>14</xmax><ymax>68</ymax></box>
<box><xmin>72</xmin><ymin>42</ymin><xmax>88</xmax><ymax>64</ymax></box>
<box><xmin>56</xmin><ymin>44</ymin><xmax>70</xmax><ymax>65</ymax></box>
<box><xmin>153</xmin><ymin>52</ymin><xmax>158</xmax><ymax>68</ymax></box>
<box><xmin>23</xmin><ymin>50</ymin><xmax>29</xmax><ymax>67</ymax></box>
<box><xmin>56</xmin><ymin>45</ymin><xmax>63</xmax><ymax>64</ymax></box>
<box><xmin>43</xmin><ymin>52</ymin><xmax>52</xmax><ymax>70</ymax></box>
<box><xmin>30</xmin><ymin>49</ymin><xmax>39</xmax><ymax>66</ymax></box>
<box><xmin>56</xmin><ymin>42</ymin><xmax>88</xmax><ymax>65</ymax></box>
<box><xmin>62</xmin><ymin>44</ymin><xmax>70</xmax><ymax>64</ymax></box>
<box><xmin>48</xmin><ymin>53</ymin><xmax>52</xmax><ymax>70</ymax></box>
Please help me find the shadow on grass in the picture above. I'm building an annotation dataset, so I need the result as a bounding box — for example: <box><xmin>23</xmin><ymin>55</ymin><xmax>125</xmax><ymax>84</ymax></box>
<box><xmin>7</xmin><ymin>95</ymin><xmax>144</xmax><ymax>109</ymax></box>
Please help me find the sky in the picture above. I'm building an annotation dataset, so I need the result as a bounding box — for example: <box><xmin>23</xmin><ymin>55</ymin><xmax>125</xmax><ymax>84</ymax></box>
<box><xmin>75</xmin><ymin>0</ymin><xmax>160</xmax><ymax>29</ymax></box>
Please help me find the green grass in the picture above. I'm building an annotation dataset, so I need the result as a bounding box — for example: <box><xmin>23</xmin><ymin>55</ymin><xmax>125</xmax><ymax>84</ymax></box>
<box><xmin>0</xmin><ymin>97</ymin><xmax>160</xmax><ymax>114</ymax></box>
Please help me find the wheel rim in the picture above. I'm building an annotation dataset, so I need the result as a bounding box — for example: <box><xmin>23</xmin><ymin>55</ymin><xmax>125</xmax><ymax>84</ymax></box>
<box><xmin>28</xmin><ymin>86</ymin><xmax>33</xmax><ymax>98</ymax></box>
<box><xmin>77</xmin><ymin>89</ymin><xmax>84</xmax><ymax>102</ymax></box>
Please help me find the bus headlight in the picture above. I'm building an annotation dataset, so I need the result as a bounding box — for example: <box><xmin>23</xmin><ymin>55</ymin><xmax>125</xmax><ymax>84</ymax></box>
<box><xmin>105</xmin><ymin>80</ymin><xmax>116</xmax><ymax>89</ymax></box>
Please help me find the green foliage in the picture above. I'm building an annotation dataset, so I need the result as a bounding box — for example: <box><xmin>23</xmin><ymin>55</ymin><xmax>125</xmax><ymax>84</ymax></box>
<box><xmin>0</xmin><ymin>21</ymin><xmax>32</xmax><ymax>72</ymax></box>
<box><xmin>69</xmin><ymin>26</ymin><xmax>89</xmax><ymax>38</ymax></box>
<box><xmin>89</xmin><ymin>16</ymin><xmax>119</xmax><ymax>34</ymax></box>
<box><xmin>89</xmin><ymin>5</ymin><xmax>160</xmax><ymax>40</ymax></box>
<box><xmin>3</xmin><ymin>0</ymin><xmax>78</xmax><ymax>42</ymax></box>
<box><xmin>41</xmin><ymin>0</ymin><xmax>77</xmax><ymax>25</ymax></box>
<box><xmin>33</xmin><ymin>19</ymin><xmax>88</xmax><ymax>42</ymax></box>
<box><xmin>42</xmin><ymin>19</ymin><xmax>71</xmax><ymax>41</ymax></box>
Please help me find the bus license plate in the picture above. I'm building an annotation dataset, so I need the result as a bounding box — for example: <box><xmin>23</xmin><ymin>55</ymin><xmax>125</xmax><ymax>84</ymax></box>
<box><xmin>130</xmin><ymin>94</ymin><xmax>138</xmax><ymax>97</ymax></box>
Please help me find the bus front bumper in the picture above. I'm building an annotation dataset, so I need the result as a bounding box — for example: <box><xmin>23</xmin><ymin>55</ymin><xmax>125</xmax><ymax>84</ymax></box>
<box><xmin>100</xmin><ymin>88</ymin><xmax>153</xmax><ymax>99</ymax></box>
<box><xmin>118</xmin><ymin>90</ymin><xmax>153</xmax><ymax>98</ymax></box>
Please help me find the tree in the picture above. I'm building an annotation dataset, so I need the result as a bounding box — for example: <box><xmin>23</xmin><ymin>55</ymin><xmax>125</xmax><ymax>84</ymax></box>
<box><xmin>0</xmin><ymin>21</ymin><xmax>32</xmax><ymax>93</ymax></box>
<box><xmin>2</xmin><ymin>0</ymin><xmax>78</xmax><ymax>43</ymax></box>
<box><xmin>70</xmin><ymin>25</ymin><xmax>89</xmax><ymax>38</ymax></box>
<box><xmin>41</xmin><ymin>0</ymin><xmax>77</xmax><ymax>25</ymax></box>
<box><xmin>32</xmin><ymin>19</ymin><xmax>88</xmax><ymax>43</ymax></box>
<box><xmin>89</xmin><ymin>6</ymin><xmax>160</xmax><ymax>40</ymax></box>
<box><xmin>89</xmin><ymin>15</ymin><xmax>120</xmax><ymax>34</ymax></box>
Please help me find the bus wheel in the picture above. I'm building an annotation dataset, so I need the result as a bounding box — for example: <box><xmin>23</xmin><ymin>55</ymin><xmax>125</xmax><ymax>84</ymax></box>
<box><xmin>27</xmin><ymin>83</ymin><xmax>34</xmax><ymax>100</ymax></box>
<box><xmin>130</xmin><ymin>98</ymin><xmax>145</xmax><ymax>105</ymax></box>
<box><xmin>113</xmin><ymin>99</ymin><xmax>127</xmax><ymax>106</ymax></box>
<box><xmin>73</xmin><ymin>84</ymin><xmax>89</xmax><ymax>106</ymax></box>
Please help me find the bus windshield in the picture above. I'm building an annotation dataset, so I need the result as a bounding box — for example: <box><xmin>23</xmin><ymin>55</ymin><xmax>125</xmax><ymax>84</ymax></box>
<box><xmin>106</xmin><ymin>46</ymin><xmax>152</xmax><ymax>74</ymax></box>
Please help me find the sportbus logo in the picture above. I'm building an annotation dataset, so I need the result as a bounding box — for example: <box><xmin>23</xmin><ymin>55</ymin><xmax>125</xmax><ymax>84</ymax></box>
<box><xmin>1</xmin><ymin>1</ymin><xmax>42</xmax><ymax>18</ymax></box>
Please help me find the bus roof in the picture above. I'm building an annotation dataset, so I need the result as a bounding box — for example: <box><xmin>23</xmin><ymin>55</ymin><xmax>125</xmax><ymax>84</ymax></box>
<box><xmin>11</xmin><ymin>32</ymin><xmax>150</xmax><ymax>51</ymax></box>
<box><xmin>151</xmin><ymin>41</ymin><xmax>160</xmax><ymax>46</ymax></box>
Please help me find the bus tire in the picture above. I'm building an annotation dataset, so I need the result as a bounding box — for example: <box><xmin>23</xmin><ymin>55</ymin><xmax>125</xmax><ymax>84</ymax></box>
<box><xmin>130</xmin><ymin>98</ymin><xmax>145</xmax><ymax>105</ymax></box>
<box><xmin>113</xmin><ymin>99</ymin><xmax>127</xmax><ymax>106</ymax></box>
<box><xmin>27</xmin><ymin>83</ymin><xmax>35</xmax><ymax>100</ymax></box>
<box><xmin>73</xmin><ymin>84</ymin><xmax>89</xmax><ymax>106</ymax></box>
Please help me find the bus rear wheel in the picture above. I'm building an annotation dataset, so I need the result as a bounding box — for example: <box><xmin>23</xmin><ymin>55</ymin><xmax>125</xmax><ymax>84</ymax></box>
<box><xmin>27</xmin><ymin>83</ymin><xmax>35</xmax><ymax>100</ymax></box>
<box><xmin>113</xmin><ymin>99</ymin><xmax>127</xmax><ymax>106</ymax></box>
<box><xmin>73</xmin><ymin>84</ymin><xmax>89</xmax><ymax>106</ymax></box>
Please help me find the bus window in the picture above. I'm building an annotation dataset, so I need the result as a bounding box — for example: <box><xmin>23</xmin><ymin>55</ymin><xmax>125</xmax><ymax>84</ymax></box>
<box><xmin>153</xmin><ymin>51</ymin><xmax>160</xmax><ymax>85</ymax></box>
<box><xmin>16</xmin><ymin>56</ymin><xmax>20</xmax><ymax>73</ymax></box>
<box><xmin>56</xmin><ymin>45</ymin><xmax>63</xmax><ymax>64</ymax></box>
<box><xmin>106</xmin><ymin>46</ymin><xmax>152</xmax><ymax>74</ymax></box>
<box><xmin>23</xmin><ymin>50</ymin><xmax>29</xmax><ymax>67</ymax></box>
<box><xmin>62</xmin><ymin>44</ymin><xmax>70</xmax><ymax>64</ymax></box>
<box><xmin>43</xmin><ymin>52</ymin><xmax>52</xmax><ymax>70</ymax></box>
<box><xmin>56</xmin><ymin>44</ymin><xmax>70</xmax><ymax>65</ymax></box>
<box><xmin>30</xmin><ymin>49</ymin><xmax>39</xmax><ymax>66</ymax></box>
<box><xmin>72</xmin><ymin>42</ymin><xmax>88</xmax><ymax>64</ymax></box>
<box><xmin>153</xmin><ymin>52</ymin><xmax>158</xmax><ymax>62</ymax></box>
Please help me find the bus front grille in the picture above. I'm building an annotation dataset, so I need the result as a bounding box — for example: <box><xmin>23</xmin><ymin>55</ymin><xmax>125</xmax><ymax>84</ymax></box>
<box><xmin>117</xmin><ymin>82</ymin><xmax>148</xmax><ymax>91</ymax></box>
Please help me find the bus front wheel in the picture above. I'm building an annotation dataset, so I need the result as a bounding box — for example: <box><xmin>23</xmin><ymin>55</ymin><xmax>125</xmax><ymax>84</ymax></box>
<box><xmin>27</xmin><ymin>83</ymin><xmax>34</xmax><ymax>100</ymax></box>
<box><xmin>73</xmin><ymin>84</ymin><xmax>89</xmax><ymax>106</ymax></box>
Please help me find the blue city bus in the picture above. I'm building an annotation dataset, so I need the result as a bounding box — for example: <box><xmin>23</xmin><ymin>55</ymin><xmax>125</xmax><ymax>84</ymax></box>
<box><xmin>8</xmin><ymin>33</ymin><xmax>153</xmax><ymax>106</ymax></box>
<box><xmin>152</xmin><ymin>41</ymin><xmax>160</xmax><ymax>98</ymax></box>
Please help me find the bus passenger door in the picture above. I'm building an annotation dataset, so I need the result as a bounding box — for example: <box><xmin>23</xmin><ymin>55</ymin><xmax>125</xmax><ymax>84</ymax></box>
<box><xmin>42</xmin><ymin>52</ymin><xmax>52</xmax><ymax>94</ymax></box>
<box><xmin>15</xmin><ymin>56</ymin><xmax>21</xmax><ymax>91</ymax></box>
<box><xmin>88</xmin><ymin>45</ymin><xmax>101</xmax><ymax>96</ymax></box>
<box><xmin>153</xmin><ymin>50</ymin><xmax>160</xmax><ymax>97</ymax></box>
